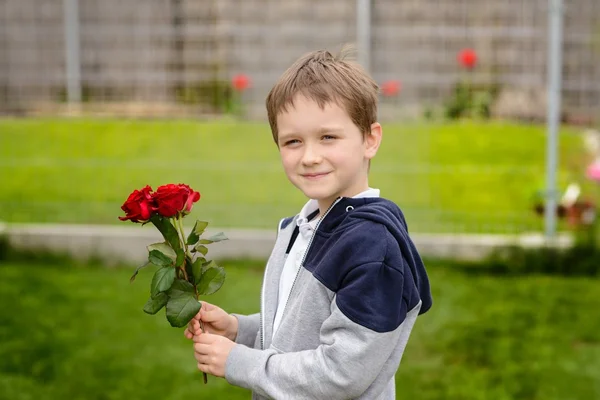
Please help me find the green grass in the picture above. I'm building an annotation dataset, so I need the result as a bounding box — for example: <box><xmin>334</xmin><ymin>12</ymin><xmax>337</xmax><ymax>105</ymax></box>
<box><xmin>0</xmin><ymin>118</ymin><xmax>587</xmax><ymax>232</ymax></box>
<box><xmin>1</xmin><ymin>258</ymin><xmax>598</xmax><ymax>399</ymax></box>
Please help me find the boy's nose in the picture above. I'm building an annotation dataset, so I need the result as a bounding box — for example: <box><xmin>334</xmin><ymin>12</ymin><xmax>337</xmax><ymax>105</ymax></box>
<box><xmin>301</xmin><ymin>145</ymin><xmax>322</xmax><ymax>166</ymax></box>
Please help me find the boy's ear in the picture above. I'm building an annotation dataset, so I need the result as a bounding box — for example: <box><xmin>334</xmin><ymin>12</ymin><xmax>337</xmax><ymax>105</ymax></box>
<box><xmin>365</xmin><ymin>122</ymin><xmax>382</xmax><ymax>159</ymax></box>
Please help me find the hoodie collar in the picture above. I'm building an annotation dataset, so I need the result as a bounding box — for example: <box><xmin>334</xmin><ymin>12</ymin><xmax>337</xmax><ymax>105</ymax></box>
<box><xmin>296</xmin><ymin>188</ymin><xmax>381</xmax><ymax>238</ymax></box>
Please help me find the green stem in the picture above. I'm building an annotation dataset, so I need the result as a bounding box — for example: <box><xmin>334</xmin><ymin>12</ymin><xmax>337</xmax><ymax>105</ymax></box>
<box><xmin>179</xmin><ymin>216</ymin><xmax>195</xmax><ymax>259</ymax></box>
<box><xmin>174</xmin><ymin>214</ymin><xmax>191</xmax><ymax>282</ymax></box>
<box><xmin>175</xmin><ymin>214</ymin><xmax>188</xmax><ymax>253</ymax></box>
<box><xmin>173</xmin><ymin>215</ymin><xmax>207</xmax><ymax>384</ymax></box>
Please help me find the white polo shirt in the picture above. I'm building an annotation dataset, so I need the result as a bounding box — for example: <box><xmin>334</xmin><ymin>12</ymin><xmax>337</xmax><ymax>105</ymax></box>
<box><xmin>272</xmin><ymin>188</ymin><xmax>381</xmax><ymax>337</ymax></box>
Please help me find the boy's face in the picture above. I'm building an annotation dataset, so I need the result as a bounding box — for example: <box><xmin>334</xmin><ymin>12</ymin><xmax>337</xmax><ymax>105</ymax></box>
<box><xmin>276</xmin><ymin>94</ymin><xmax>381</xmax><ymax>212</ymax></box>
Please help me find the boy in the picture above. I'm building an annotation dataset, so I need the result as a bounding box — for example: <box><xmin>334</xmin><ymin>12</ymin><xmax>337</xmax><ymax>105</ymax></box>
<box><xmin>185</xmin><ymin>48</ymin><xmax>432</xmax><ymax>399</ymax></box>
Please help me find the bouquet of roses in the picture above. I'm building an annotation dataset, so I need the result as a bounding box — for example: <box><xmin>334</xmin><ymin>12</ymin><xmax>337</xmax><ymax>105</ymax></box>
<box><xmin>119</xmin><ymin>183</ymin><xmax>227</xmax><ymax>329</ymax></box>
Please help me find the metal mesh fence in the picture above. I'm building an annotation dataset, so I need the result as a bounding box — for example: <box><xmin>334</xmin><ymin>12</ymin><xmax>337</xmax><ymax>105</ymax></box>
<box><xmin>2</xmin><ymin>0</ymin><xmax>599</xmax><ymax>118</ymax></box>
<box><xmin>0</xmin><ymin>0</ymin><xmax>598</xmax><ymax>233</ymax></box>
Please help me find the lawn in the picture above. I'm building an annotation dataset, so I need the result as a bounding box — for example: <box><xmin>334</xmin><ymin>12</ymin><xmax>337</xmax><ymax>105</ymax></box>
<box><xmin>1</xmin><ymin>258</ymin><xmax>598</xmax><ymax>399</ymax></box>
<box><xmin>0</xmin><ymin>118</ymin><xmax>586</xmax><ymax>233</ymax></box>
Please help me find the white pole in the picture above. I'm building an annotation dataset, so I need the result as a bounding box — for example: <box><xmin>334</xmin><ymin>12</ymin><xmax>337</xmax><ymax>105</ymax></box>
<box><xmin>356</xmin><ymin>0</ymin><xmax>371</xmax><ymax>72</ymax></box>
<box><xmin>544</xmin><ymin>0</ymin><xmax>564</xmax><ymax>239</ymax></box>
<box><xmin>63</xmin><ymin>0</ymin><xmax>81</xmax><ymax>104</ymax></box>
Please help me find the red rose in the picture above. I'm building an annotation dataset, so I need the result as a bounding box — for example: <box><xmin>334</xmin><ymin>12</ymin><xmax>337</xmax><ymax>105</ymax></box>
<box><xmin>119</xmin><ymin>185</ymin><xmax>156</xmax><ymax>223</ymax></box>
<box><xmin>154</xmin><ymin>184</ymin><xmax>201</xmax><ymax>218</ymax></box>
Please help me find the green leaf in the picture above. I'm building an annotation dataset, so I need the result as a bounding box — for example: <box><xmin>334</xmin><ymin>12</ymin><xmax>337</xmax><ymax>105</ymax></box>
<box><xmin>148</xmin><ymin>250</ymin><xmax>173</xmax><ymax>267</ymax></box>
<box><xmin>175</xmin><ymin>248</ymin><xmax>185</xmax><ymax>267</ymax></box>
<box><xmin>186</xmin><ymin>220</ymin><xmax>209</xmax><ymax>245</ymax></box>
<box><xmin>197</xmin><ymin>263</ymin><xmax>226</xmax><ymax>296</ymax></box>
<box><xmin>143</xmin><ymin>292</ymin><xmax>169</xmax><ymax>315</ymax></box>
<box><xmin>197</xmin><ymin>232</ymin><xmax>228</xmax><ymax>245</ymax></box>
<box><xmin>194</xmin><ymin>220</ymin><xmax>209</xmax><ymax>235</ymax></box>
<box><xmin>166</xmin><ymin>279</ymin><xmax>201</xmax><ymax>328</ymax></box>
<box><xmin>186</xmin><ymin>233</ymin><xmax>199</xmax><ymax>246</ymax></box>
<box><xmin>147</xmin><ymin>242</ymin><xmax>177</xmax><ymax>261</ymax></box>
<box><xmin>150</xmin><ymin>215</ymin><xmax>182</xmax><ymax>252</ymax></box>
<box><xmin>194</xmin><ymin>244</ymin><xmax>208</xmax><ymax>256</ymax></box>
<box><xmin>169</xmin><ymin>278</ymin><xmax>196</xmax><ymax>294</ymax></box>
<box><xmin>191</xmin><ymin>258</ymin><xmax>206</xmax><ymax>283</ymax></box>
<box><xmin>184</xmin><ymin>255</ymin><xmax>195</xmax><ymax>284</ymax></box>
<box><xmin>207</xmin><ymin>232</ymin><xmax>228</xmax><ymax>243</ymax></box>
<box><xmin>130</xmin><ymin>261</ymin><xmax>150</xmax><ymax>283</ymax></box>
<box><xmin>151</xmin><ymin>267</ymin><xmax>176</xmax><ymax>298</ymax></box>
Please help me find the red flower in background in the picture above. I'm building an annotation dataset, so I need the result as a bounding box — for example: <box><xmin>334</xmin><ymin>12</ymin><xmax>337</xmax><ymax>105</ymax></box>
<box><xmin>119</xmin><ymin>185</ymin><xmax>156</xmax><ymax>223</ymax></box>
<box><xmin>457</xmin><ymin>48</ymin><xmax>478</xmax><ymax>69</ymax></box>
<box><xmin>154</xmin><ymin>184</ymin><xmax>201</xmax><ymax>218</ymax></box>
<box><xmin>231</xmin><ymin>74</ymin><xmax>250</xmax><ymax>92</ymax></box>
<box><xmin>381</xmin><ymin>80</ymin><xmax>402</xmax><ymax>97</ymax></box>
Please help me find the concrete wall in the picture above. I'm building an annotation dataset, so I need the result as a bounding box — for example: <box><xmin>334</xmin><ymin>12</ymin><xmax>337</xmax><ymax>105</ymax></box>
<box><xmin>0</xmin><ymin>223</ymin><xmax>574</xmax><ymax>266</ymax></box>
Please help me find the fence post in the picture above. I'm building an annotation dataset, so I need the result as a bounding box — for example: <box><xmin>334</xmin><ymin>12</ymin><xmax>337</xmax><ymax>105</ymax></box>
<box><xmin>63</xmin><ymin>0</ymin><xmax>82</xmax><ymax>106</ymax></box>
<box><xmin>544</xmin><ymin>0</ymin><xmax>564</xmax><ymax>240</ymax></box>
<box><xmin>356</xmin><ymin>0</ymin><xmax>371</xmax><ymax>72</ymax></box>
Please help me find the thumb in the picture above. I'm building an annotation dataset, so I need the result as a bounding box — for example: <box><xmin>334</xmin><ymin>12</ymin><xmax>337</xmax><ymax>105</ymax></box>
<box><xmin>200</xmin><ymin>307</ymin><xmax>220</xmax><ymax>323</ymax></box>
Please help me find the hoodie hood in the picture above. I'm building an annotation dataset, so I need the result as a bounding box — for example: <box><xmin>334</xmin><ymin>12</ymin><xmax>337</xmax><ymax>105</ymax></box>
<box><xmin>315</xmin><ymin>197</ymin><xmax>433</xmax><ymax>315</ymax></box>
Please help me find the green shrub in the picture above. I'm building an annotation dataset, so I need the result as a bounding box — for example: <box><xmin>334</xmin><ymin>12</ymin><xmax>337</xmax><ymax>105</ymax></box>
<box><xmin>0</xmin><ymin>236</ymin><xmax>8</xmax><ymax>261</ymax></box>
<box><xmin>174</xmin><ymin>80</ymin><xmax>234</xmax><ymax>113</ymax></box>
<box><xmin>455</xmin><ymin>243</ymin><xmax>600</xmax><ymax>276</ymax></box>
<box><xmin>52</xmin><ymin>85</ymin><xmax>124</xmax><ymax>103</ymax></box>
<box><xmin>444</xmin><ymin>82</ymin><xmax>499</xmax><ymax>120</ymax></box>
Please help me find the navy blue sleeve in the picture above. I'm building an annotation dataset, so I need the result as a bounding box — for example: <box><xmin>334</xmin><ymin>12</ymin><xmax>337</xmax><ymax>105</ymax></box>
<box><xmin>336</xmin><ymin>259</ymin><xmax>407</xmax><ymax>333</ymax></box>
<box><xmin>309</xmin><ymin>222</ymin><xmax>422</xmax><ymax>333</ymax></box>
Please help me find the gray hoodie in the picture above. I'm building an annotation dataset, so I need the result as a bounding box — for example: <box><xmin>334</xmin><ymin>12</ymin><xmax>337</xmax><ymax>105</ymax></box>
<box><xmin>225</xmin><ymin>197</ymin><xmax>432</xmax><ymax>399</ymax></box>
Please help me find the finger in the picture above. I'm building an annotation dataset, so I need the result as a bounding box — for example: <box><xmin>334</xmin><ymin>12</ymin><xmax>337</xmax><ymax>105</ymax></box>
<box><xmin>199</xmin><ymin>307</ymin><xmax>214</xmax><ymax>322</ymax></box>
<box><xmin>193</xmin><ymin>333</ymin><xmax>215</xmax><ymax>344</ymax></box>
<box><xmin>194</xmin><ymin>321</ymin><xmax>205</xmax><ymax>334</ymax></box>
<box><xmin>194</xmin><ymin>341</ymin><xmax>213</xmax><ymax>354</ymax></box>
<box><xmin>193</xmin><ymin>342</ymin><xmax>211</xmax><ymax>355</ymax></box>
<box><xmin>186</xmin><ymin>321</ymin><xmax>198</xmax><ymax>337</ymax></box>
<box><xmin>188</xmin><ymin>328</ymin><xmax>202</xmax><ymax>339</ymax></box>
<box><xmin>197</xmin><ymin>362</ymin><xmax>211</xmax><ymax>375</ymax></box>
<box><xmin>199</xmin><ymin>304</ymin><xmax>221</xmax><ymax>323</ymax></box>
<box><xmin>194</xmin><ymin>351</ymin><xmax>208</xmax><ymax>363</ymax></box>
<box><xmin>191</xmin><ymin>319</ymin><xmax>200</xmax><ymax>331</ymax></box>
<box><xmin>193</xmin><ymin>335</ymin><xmax>205</xmax><ymax>345</ymax></box>
<box><xmin>193</xmin><ymin>307</ymin><xmax>204</xmax><ymax>321</ymax></box>
<box><xmin>201</xmin><ymin>309</ymin><xmax>223</xmax><ymax>325</ymax></box>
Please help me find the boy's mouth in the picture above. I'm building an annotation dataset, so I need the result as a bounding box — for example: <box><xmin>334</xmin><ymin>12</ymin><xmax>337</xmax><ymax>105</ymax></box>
<box><xmin>301</xmin><ymin>172</ymin><xmax>330</xmax><ymax>180</ymax></box>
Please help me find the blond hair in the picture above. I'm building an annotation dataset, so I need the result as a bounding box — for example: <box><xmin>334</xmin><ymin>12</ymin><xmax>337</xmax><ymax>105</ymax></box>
<box><xmin>266</xmin><ymin>46</ymin><xmax>379</xmax><ymax>144</ymax></box>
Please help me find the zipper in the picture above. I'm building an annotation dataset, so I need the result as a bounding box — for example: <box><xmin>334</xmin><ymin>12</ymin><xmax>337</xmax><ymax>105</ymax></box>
<box><xmin>260</xmin><ymin>258</ymin><xmax>269</xmax><ymax>349</ymax></box>
<box><xmin>278</xmin><ymin>198</ymin><xmax>342</xmax><ymax>329</ymax></box>
<box><xmin>260</xmin><ymin>218</ymin><xmax>289</xmax><ymax>349</ymax></box>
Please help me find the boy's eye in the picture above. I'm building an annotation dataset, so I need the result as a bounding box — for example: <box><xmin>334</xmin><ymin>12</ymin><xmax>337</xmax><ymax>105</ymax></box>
<box><xmin>322</xmin><ymin>135</ymin><xmax>336</xmax><ymax>141</ymax></box>
<box><xmin>284</xmin><ymin>139</ymin><xmax>300</xmax><ymax>146</ymax></box>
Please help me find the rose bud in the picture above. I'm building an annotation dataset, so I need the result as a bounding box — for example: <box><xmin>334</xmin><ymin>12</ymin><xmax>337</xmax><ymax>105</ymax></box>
<box><xmin>154</xmin><ymin>184</ymin><xmax>201</xmax><ymax>218</ymax></box>
<box><xmin>119</xmin><ymin>185</ymin><xmax>156</xmax><ymax>223</ymax></box>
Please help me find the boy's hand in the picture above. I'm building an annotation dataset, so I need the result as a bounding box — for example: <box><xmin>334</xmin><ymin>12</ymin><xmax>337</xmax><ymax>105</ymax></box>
<box><xmin>184</xmin><ymin>301</ymin><xmax>238</xmax><ymax>341</ymax></box>
<box><xmin>193</xmin><ymin>333</ymin><xmax>236</xmax><ymax>378</ymax></box>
